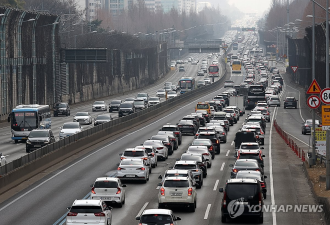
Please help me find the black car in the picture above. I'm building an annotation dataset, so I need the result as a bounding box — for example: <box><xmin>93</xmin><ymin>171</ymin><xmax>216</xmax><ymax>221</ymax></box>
<box><xmin>284</xmin><ymin>97</ymin><xmax>298</xmax><ymax>109</ymax></box>
<box><xmin>26</xmin><ymin>129</ymin><xmax>56</xmax><ymax>153</ymax></box>
<box><xmin>118</xmin><ymin>102</ymin><xmax>135</xmax><ymax>117</ymax></box>
<box><xmin>177</xmin><ymin>120</ymin><xmax>197</xmax><ymax>135</ymax></box>
<box><xmin>229</xmin><ymin>159</ymin><xmax>264</xmax><ymax>178</ymax></box>
<box><xmin>191</xmin><ymin>139</ymin><xmax>215</xmax><ymax>157</ymax></box>
<box><xmin>235</xmin><ymin>171</ymin><xmax>268</xmax><ymax>199</ymax></box>
<box><xmin>197</xmin><ymin>131</ymin><xmax>220</xmax><ymax>154</ymax></box>
<box><xmin>157</xmin><ymin>131</ymin><xmax>179</xmax><ymax>150</ymax></box>
<box><xmin>182</xmin><ymin>115</ymin><xmax>200</xmax><ymax>129</ymax></box>
<box><xmin>219</xmin><ymin>179</ymin><xmax>264</xmax><ymax>223</ymax></box>
<box><xmin>160</xmin><ymin>124</ymin><xmax>182</xmax><ymax>145</ymax></box>
<box><xmin>180</xmin><ymin>153</ymin><xmax>208</xmax><ymax>178</ymax></box>
<box><xmin>94</xmin><ymin>114</ymin><xmax>112</xmax><ymax>126</ymax></box>
<box><xmin>191</xmin><ymin>113</ymin><xmax>206</xmax><ymax>127</ymax></box>
<box><xmin>109</xmin><ymin>100</ymin><xmax>122</xmax><ymax>112</ymax></box>
<box><xmin>302</xmin><ymin>119</ymin><xmax>321</xmax><ymax>135</ymax></box>
<box><xmin>234</xmin><ymin>131</ymin><xmax>257</xmax><ymax>149</ymax></box>
<box><xmin>53</xmin><ymin>102</ymin><xmax>70</xmax><ymax>117</ymax></box>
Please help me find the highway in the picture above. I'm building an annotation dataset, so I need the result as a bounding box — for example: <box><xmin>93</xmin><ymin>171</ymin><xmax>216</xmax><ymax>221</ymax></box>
<box><xmin>0</xmin><ymin>33</ymin><xmax>324</xmax><ymax>225</ymax></box>
<box><xmin>0</xmin><ymin>52</ymin><xmax>223</xmax><ymax>164</ymax></box>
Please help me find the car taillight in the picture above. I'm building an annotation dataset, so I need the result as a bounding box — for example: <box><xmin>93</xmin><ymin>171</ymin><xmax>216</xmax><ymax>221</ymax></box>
<box><xmin>233</xmin><ymin>169</ymin><xmax>238</xmax><ymax>173</ymax></box>
<box><xmin>205</xmin><ymin>114</ymin><xmax>208</xmax><ymax>117</ymax></box>
<box><xmin>188</xmin><ymin>188</ymin><xmax>193</xmax><ymax>196</ymax></box>
<box><xmin>160</xmin><ymin>187</ymin><xmax>165</xmax><ymax>196</ymax></box>
<box><xmin>91</xmin><ymin>187</ymin><xmax>96</xmax><ymax>194</ymax></box>
<box><xmin>67</xmin><ymin>212</ymin><xmax>78</xmax><ymax>216</ymax></box>
<box><xmin>234</xmin><ymin>113</ymin><xmax>236</xmax><ymax>116</ymax></box>
<box><xmin>260</xmin><ymin>182</ymin><xmax>265</xmax><ymax>188</ymax></box>
<box><xmin>120</xmin><ymin>157</ymin><xmax>126</xmax><ymax>160</ymax></box>
<box><xmin>223</xmin><ymin>191</ymin><xmax>227</xmax><ymax>208</ymax></box>
<box><xmin>116</xmin><ymin>187</ymin><xmax>121</xmax><ymax>194</ymax></box>
<box><xmin>157</xmin><ymin>147</ymin><xmax>163</xmax><ymax>150</ymax></box>
<box><xmin>94</xmin><ymin>212</ymin><xmax>105</xmax><ymax>217</ymax></box>
<box><xmin>209</xmin><ymin>146</ymin><xmax>213</xmax><ymax>151</ymax></box>
<box><xmin>216</xmin><ymin>140</ymin><xmax>219</xmax><ymax>144</ymax></box>
<box><xmin>256</xmin><ymin>135</ymin><xmax>259</xmax><ymax>138</ymax></box>
<box><xmin>175</xmin><ymin>132</ymin><xmax>180</xmax><ymax>135</ymax></box>
<box><xmin>137</xmin><ymin>167</ymin><xmax>146</xmax><ymax>170</ymax></box>
<box><xmin>222</xmin><ymin>132</ymin><xmax>225</xmax><ymax>135</ymax></box>
<box><xmin>117</xmin><ymin>167</ymin><xmax>122</xmax><ymax>170</ymax></box>
<box><xmin>256</xmin><ymin>169</ymin><xmax>260</xmax><ymax>171</ymax></box>
<box><xmin>305</xmin><ymin>125</ymin><xmax>309</xmax><ymax>127</ymax></box>
<box><xmin>142</xmin><ymin>157</ymin><xmax>148</xmax><ymax>160</ymax></box>
<box><xmin>203</xmin><ymin>153</ymin><xmax>209</xmax><ymax>156</ymax></box>
<box><xmin>319</xmin><ymin>125</ymin><xmax>322</xmax><ymax>127</ymax></box>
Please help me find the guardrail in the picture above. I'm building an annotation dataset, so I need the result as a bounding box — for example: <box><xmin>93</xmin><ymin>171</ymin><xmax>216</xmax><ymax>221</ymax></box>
<box><xmin>0</xmin><ymin>57</ymin><xmax>229</xmax><ymax>193</ymax></box>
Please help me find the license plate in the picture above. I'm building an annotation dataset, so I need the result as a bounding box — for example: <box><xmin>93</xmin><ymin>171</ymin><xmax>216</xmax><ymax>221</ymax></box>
<box><xmin>171</xmin><ymin>192</ymin><xmax>182</xmax><ymax>196</ymax></box>
<box><xmin>34</xmin><ymin>145</ymin><xmax>41</xmax><ymax>147</ymax></box>
<box><xmin>183</xmin><ymin>126</ymin><xmax>191</xmax><ymax>128</ymax></box>
<box><xmin>126</xmin><ymin>175</ymin><xmax>135</xmax><ymax>177</ymax></box>
<box><xmin>101</xmin><ymin>197</ymin><xmax>112</xmax><ymax>200</ymax></box>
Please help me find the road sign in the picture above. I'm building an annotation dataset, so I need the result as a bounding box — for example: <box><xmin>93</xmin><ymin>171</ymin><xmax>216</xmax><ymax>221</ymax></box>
<box><xmin>320</xmin><ymin>88</ymin><xmax>330</xmax><ymax>104</ymax></box>
<box><xmin>322</xmin><ymin>126</ymin><xmax>330</xmax><ymax>131</ymax></box>
<box><xmin>291</xmin><ymin>66</ymin><xmax>298</xmax><ymax>73</ymax></box>
<box><xmin>322</xmin><ymin>105</ymin><xmax>330</xmax><ymax>126</ymax></box>
<box><xmin>315</xmin><ymin>127</ymin><xmax>326</xmax><ymax>156</ymax></box>
<box><xmin>307</xmin><ymin>95</ymin><xmax>321</xmax><ymax>109</ymax></box>
<box><xmin>306</xmin><ymin>79</ymin><xmax>321</xmax><ymax>94</ymax></box>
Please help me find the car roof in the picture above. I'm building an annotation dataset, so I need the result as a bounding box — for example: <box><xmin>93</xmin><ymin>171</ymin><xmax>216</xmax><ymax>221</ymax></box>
<box><xmin>121</xmin><ymin>158</ymin><xmax>144</xmax><ymax>162</ymax></box>
<box><xmin>241</xmin><ymin>142</ymin><xmax>259</xmax><ymax>145</ymax></box>
<box><xmin>95</xmin><ymin>177</ymin><xmax>119</xmax><ymax>182</ymax></box>
<box><xmin>226</xmin><ymin>178</ymin><xmax>258</xmax><ymax>184</ymax></box>
<box><xmin>141</xmin><ymin>209</ymin><xmax>173</xmax><ymax>216</ymax></box>
<box><xmin>164</xmin><ymin>176</ymin><xmax>189</xmax><ymax>181</ymax></box>
<box><xmin>166</xmin><ymin>169</ymin><xmax>190</xmax><ymax>174</ymax></box>
<box><xmin>72</xmin><ymin>199</ymin><xmax>102</xmax><ymax>206</ymax></box>
<box><xmin>175</xmin><ymin>160</ymin><xmax>197</xmax><ymax>165</ymax></box>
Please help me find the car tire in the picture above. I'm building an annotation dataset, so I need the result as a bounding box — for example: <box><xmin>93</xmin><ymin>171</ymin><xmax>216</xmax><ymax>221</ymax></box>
<box><xmin>203</xmin><ymin>172</ymin><xmax>207</xmax><ymax>178</ymax></box>
<box><xmin>261</xmin><ymin>139</ymin><xmax>264</xmax><ymax>145</ymax></box>
<box><xmin>54</xmin><ymin>114</ymin><xmax>57</xmax><ymax>117</ymax></box>
<box><xmin>197</xmin><ymin>183</ymin><xmax>202</xmax><ymax>189</ymax></box>
<box><xmin>295</xmin><ymin>106</ymin><xmax>297</xmax><ymax>109</ymax></box>
<box><xmin>149</xmin><ymin>167</ymin><xmax>152</xmax><ymax>174</ymax></box>
<box><xmin>207</xmin><ymin>163</ymin><xmax>211</xmax><ymax>168</ymax></box>
<box><xmin>258</xmin><ymin>214</ymin><xmax>264</xmax><ymax>223</ymax></box>
<box><xmin>221</xmin><ymin>214</ymin><xmax>227</xmax><ymax>223</ymax></box>
<box><xmin>26</xmin><ymin>149</ymin><xmax>29</xmax><ymax>153</ymax></box>
<box><xmin>284</xmin><ymin>106</ymin><xmax>286</xmax><ymax>109</ymax></box>
<box><xmin>15</xmin><ymin>140</ymin><xmax>18</xmax><ymax>143</ymax></box>
<box><xmin>223</xmin><ymin>139</ymin><xmax>227</xmax><ymax>143</ymax></box>
<box><xmin>118</xmin><ymin>201</ymin><xmax>123</xmax><ymax>208</ymax></box>
<box><xmin>158</xmin><ymin>203</ymin><xmax>163</xmax><ymax>209</ymax></box>
<box><xmin>190</xmin><ymin>203</ymin><xmax>196</xmax><ymax>212</ymax></box>
<box><xmin>109</xmin><ymin>109</ymin><xmax>112</xmax><ymax>112</ymax></box>
<box><xmin>263</xmin><ymin>192</ymin><xmax>267</xmax><ymax>199</ymax></box>
<box><xmin>179</xmin><ymin>139</ymin><xmax>182</xmax><ymax>145</ymax></box>
<box><xmin>152</xmin><ymin>163</ymin><xmax>156</xmax><ymax>168</ymax></box>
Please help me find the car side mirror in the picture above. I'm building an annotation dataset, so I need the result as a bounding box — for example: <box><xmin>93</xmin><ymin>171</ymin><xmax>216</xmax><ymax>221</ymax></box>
<box><xmin>67</xmin><ymin>207</ymin><xmax>71</xmax><ymax>210</ymax></box>
<box><xmin>260</xmin><ymin>147</ymin><xmax>264</xmax><ymax>149</ymax></box>
<box><xmin>135</xmin><ymin>216</ymin><xmax>140</xmax><ymax>220</ymax></box>
<box><xmin>229</xmin><ymin>164</ymin><xmax>233</xmax><ymax>167</ymax></box>
<box><xmin>59</xmin><ymin>127</ymin><xmax>62</xmax><ymax>130</ymax></box>
<box><xmin>264</xmin><ymin>175</ymin><xmax>268</xmax><ymax>178</ymax></box>
<box><xmin>157</xmin><ymin>183</ymin><xmax>162</xmax><ymax>186</ymax></box>
<box><xmin>219</xmin><ymin>187</ymin><xmax>224</xmax><ymax>192</ymax></box>
<box><xmin>158</xmin><ymin>175</ymin><xmax>162</xmax><ymax>179</ymax></box>
<box><xmin>176</xmin><ymin>216</ymin><xmax>182</xmax><ymax>221</ymax></box>
<box><xmin>262</xmin><ymin>154</ymin><xmax>266</xmax><ymax>157</ymax></box>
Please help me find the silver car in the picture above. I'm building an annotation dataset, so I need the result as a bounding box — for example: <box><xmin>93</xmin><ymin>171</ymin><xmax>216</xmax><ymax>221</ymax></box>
<box><xmin>116</xmin><ymin>159</ymin><xmax>150</xmax><ymax>182</ymax></box>
<box><xmin>92</xmin><ymin>101</ymin><xmax>107</xmax><ymax>112</ymax></box>
<box><xmin>119</xmin><ymin>148</ymin><xmax>152</xmax><ymax>172</ymax></box>
<box><xmin>59</xmin><ymin>122</ymin><xmax>82</xmax><ymax>139</ymax></box>
<box><xmin>136</xmin><ymin>93</ymin><xmax>149</xmax><ymax>103</ymax></box>
<box><xmin>148</xmin><ymin>97</ymin><xmax>161</xmax><ymax>106</ymax></box>
<box><xmin>267</xmin><ymin>96</ymin><xmax>281</xmax><ymax>107</ymax></box>
<box><xmin>135</xmin><ymin>145</ymin><xmax>158</xmax><ymax>168</ymax></box>
<box><xmin>186</xmin><ymin>146</ymin><xmax>212</xmax><ymax>167</ymax></box>
<box><xmin>157</xmin><ymin>89</ymin><xmax>166</xmax><ymax>98</ymax></box>
<box><xmin>143</xmin><ymin>140</ymin><xmax>168</xmax><ymax>160</ymax></box>
<box><xmin>73</xmin><ymin>112</ymin><xmax>92</xmax><ymax>125</ymax></box>
<box><xmin>167</xmin><ymin>91</ymin><xmax>178</xmax><ymax>99</ymax></box>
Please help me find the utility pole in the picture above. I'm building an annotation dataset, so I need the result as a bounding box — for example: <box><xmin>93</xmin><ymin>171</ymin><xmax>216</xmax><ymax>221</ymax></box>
<box><xmin>311</xmin><ymin>1</ymin><xmax>316</xmax><ymax>166</ymax></box>
<box><xmin>286</xmin><ymin>0</ymin><xmax>290</xmax><ymax>67</ymax></box>
<box><xmin>326</xmin><ymin>0</ymin><xmax>330</xmax><ymax>190</ymax></box>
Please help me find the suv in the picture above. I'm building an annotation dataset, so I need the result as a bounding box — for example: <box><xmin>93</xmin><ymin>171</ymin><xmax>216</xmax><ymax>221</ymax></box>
<box><xmin>177</xmin><ymin>120</ymin><xmax>197</xmax><ymax>135</ymax></box>
<box><xmin>158</xmin><ymin>169</ymin><xmax>196</xmax><ymax>187</ymax></box>
<box><xmin>284</xmin><ymin>97</ymin><xmax>298</xmax><ymax>109</ymax></box>
<box><xmin>158</xmin><ymin>177</ymin><xmax>197</xmax><ymax>212</ymax></box>
<box><xmin>26</xmin><ymin>129</ymin><xmax>55</xmax><ymax>153</ymax></box>
<box><xmin>66</xmin><ymin>199</ymin><xmax>112</xmax><ymax>225</ymax></box>
<box><xmin>133</xmin><ymin>99</ymin><xmax>146</xmax><ymax>111</ymax></box>
<box><xmin>136</xmin><ymin>93</ymin><xmax>149</xmax><ymax>103</ymax></box>
<box><xmin>109</xmin><ymin>100</ymin><xmax>122</xmax><ymax>112</ymax></box>
<box><xmin>119</xmin><ymin>148</ymin><xmax>152</xmax><ymax>172</ymax></box>
<box><xmin>160</xmin><ymin>124</ymin><xmax>182</xmax><ymax>145</ymax></box>
<box><xmin>92</xmin><ymin>101</ymin><xmax>107</xmax><ymax>112</ymax></box>
<box><xmin>235</xmin><ymin>171</ymin><xmax>268</xmax><ymax>199</ymax></box>
<box><xmin>230</xmin><ymin>159</ymin><xmax>264</xmax><ymax>178</ymax></box>
<box><xmin>136</xmin><ymin>209</ymin><xmax>181</xmax><ymax>224</ymax></box>
<box><xmin>118</xmin><ymin>102</ymin><xmax>135</xmax><ymax>117</ymax></box>
<box><xmin>53</xmin><ymin>102</ymin><xmax>70</xmax><ymax>117</ymax></box>
<box><xmin>197</xmin><ymin>131</ymin><xmax>221</xmax><ymax>154</ymax></box>
<box><xmin>173</xmin><ymin>161</ymin><xmax>203</xmax><ymax>188</ymax></box>
<box><xmin>237</xmin><ymin>142</ymin><xmax>265</xmax><ymax>167</ymax></box>
<box><xmin>90</xmin><ymin>177</ymin><xmax>126</xmax><ymax>207</ymax></box>
<box><xmin>224</xmin><ymin>80</ymin><xmax>234</xmax><ymax>88</ymax></box>
<box><xmin>219</xmin><ymin>179</ymin><xmax>264</xmax><ymax>223</ymax></box>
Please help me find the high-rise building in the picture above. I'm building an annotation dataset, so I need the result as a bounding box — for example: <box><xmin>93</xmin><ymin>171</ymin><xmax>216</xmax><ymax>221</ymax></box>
<box><xmin>86</xmin><ymin>0</ymin><xmax>102</xmax><ymax>21</ymax></box>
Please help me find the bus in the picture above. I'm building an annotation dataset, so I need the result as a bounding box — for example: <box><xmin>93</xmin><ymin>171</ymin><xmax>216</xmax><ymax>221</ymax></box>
<box><xmin>232</xmin><ymin>60</ymin><xmax>242</xmax><ymax>73</ymax></box>
<box><xmin>208</xmin><ymin>64</ymin><xmax>220</xmax><ymax>77</ymax></box>
<box><xmin>232</xmin><ymin>42</ymin><xmax>238</xmax><ymax>50</ymax></box>
<box><xmin>179</xmin><ymin>77</ymin><xmax>196</xmax><ymax>94</ymax></box>
<box><xmin>8</xmin><ymin>104</ymin><xmax>51</xmax><ymax>142</ymax></box>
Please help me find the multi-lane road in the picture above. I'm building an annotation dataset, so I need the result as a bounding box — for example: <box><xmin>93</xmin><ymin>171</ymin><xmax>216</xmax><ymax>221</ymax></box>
<box><xmin>0</xmin><ymin>37</ymin><xmax>324</xmax><ymax>225</ymax></box>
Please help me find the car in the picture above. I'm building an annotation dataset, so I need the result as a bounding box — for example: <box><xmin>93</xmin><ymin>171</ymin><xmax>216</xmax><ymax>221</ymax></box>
<box><xmin>119</xmin><ymin>148</ymin><xmax>152</xmax><ymax>172</ymax></box>
<box><xmin>186</xmin><ymin>146</ymin><xmax>212</xmax><ymax>167</ymax></box>
<box><xmin>245</xmin><ymin>115</ymin><xmax>267</xmax><ymax>132</ymax></box>
<box><xmin>164</xmin><ymin>82</ymin><xmax>173</xmax><ymax>87</ymax></box>
<box><xmin>229</xmin><ymin>159</ymin><xmax>264</xmax><ymax>178</ymax></box>
<box><xmin>0</xmin><ymin>153</ymin><xmax>6</xmax><ymax>166</ymax></box>
<box><xmin>109</xmin><ymin>100</ymin><xmax>122</xmax><ymax>112</ymax></box>
<box><xmin>302</xmin><ymin>119</ymin><xmax>321</xmax><ymax>134</ymax></box>
<box><xmin>157</xmin><ymin>131</ymin><xmax>179</xmax><ymax>149</ymax></box>
<box><xmin>237</xmin><ymin>142</ymin><xmax>265</xmax><ymax>167</ymax></box>
<box><xmin>136</xmin><ymin>93</ymin><xmax>149</xmax><ymax>103</ymax></box>
<box><xmin>191</xmin><ymin>138</ymin><xmax>216</xmax><ymax>156</ymax></box>
<box><xmin>150</xmin><ymin>135</ymin><xmax>175</xmax><ymax>154</ymax></box>
<box><xmin>158</xmin><ymin>169</ymin><xmax>196</xmax><ymax>187</ymax></box>
<box><xmin>219</xmin><ymin>179</ymin><xmax>264</xmax><ymax>223</ymax></box>
<box><xmin>133</xmin><ymin>99</ymin><xmax>146</xmax><ymax>111</ymax></box>
<box><xmin>284</xmin><ymin>97</ymin><xmax>298</xmax><ymax>109</ymax></box>
<box><xmin>136</xmin><ymin>209</ymin><xmax>181</xmax><ymax>224</ymax></box>
<box><xmin>172</xmin><ymin>161</ymin><xmax>203</xmax><ymax>188</ymax></box>
<box><xmin>224</xmin><ymin>80</ymin><xmax>234</xmax><ymax>88</ymax></box>
<box><xmin>204</xmin><ymin>78</ymin><xmax>211</xmax><ymax>85</ymax></box>
<box><xmin>180</xmin><ymin>152</ymin><xmax>208</xmax><ymax>176</ymax></box>
<box><xmin>201</xmin><ymin>65</ymin><xmax>207</xmax><ymax>73</ymax></box>
<box><xmin>94</xmin><ymin>114</ymin><xmax>112</xmax><ymax>126</ymax></box>
<box><xmin>253</xmin><ymin>106</ymin><xmax>270</xmax><ymax>122</ymax></box>
<box><xmin>190</xmin><ymin>112</ymin><xmax>206</xmax><ymax>127</ymax></box>
<box><xmin>73</xmin><ymin>112</ymin><xmax>92</xmax><ymax>125</ymax></box>
<box><xmin>197</xmin><ymin>80</ymin><xmax>206</xmax><ymax>87</ymax></box>
<box><xmin>205</xmin><ymin>123</ymin><xmax>227</xmax><ymax>143</ymax></box>
<box><xmin>191</xmin><ymin>60</ymin><xmax>198</xmax><ymax>65</ymax></box>
<box><xmin>90</xmin><ymin>177</ymin><xmax>126</xmax><ymax>207</ymax></box>
<box><xmin>164</xmin><ymin>86</ymin><xmax>172</xmax><ymax>93</ymax></box>
<box><xmin>167</xmin><ymin>91</ymin><xmax>178</xmax><ymax>99</ymax></box>
<box><xmin>135</xmin><ymin>145</ymin><xmax>158</xmax><ymax>168</ymax></box>
<box><xmin>148</xmin><ymin>97</ymin><xmax>161</xmax><ymax>106</ymax></box>
<box><xmin>177</xmin><ymin>120</ymin><xmax>197</xmax><ymax>135</ymax></box>
<box><xmin>124</xmin><ymin>97</ymin><xmax>135</xmax><ymax>104</ymax></box>
<box><xmin>116</xmin><ymin>159</ymin><xmax>150</xmax><ymax>182</ymax></box>
<box><xmin>118</xmin><ymin>102</ymin><xmax>135</xmax><ymax>117</ymax></box>
<box><xmin>59</xmin><ymin>122</ymin><xmax>82</xmax><ymax>139</ymax></box>
<box><xmin>53</xmin><ymin>102</ymin><xmax>70</xmax><ymax>116</ymax></box>
<box><xmin>26</xmin><ymin>129</ymin><xmax>56</xmax><ymax>153</ymax></box>
<box><xmin>160</xmin><ymin>124</ymin><xmax>182</xmax><ymax>145</ymax></box>
<box><xmin>157</xmin><ymin>89</ymin><xmax>166</xmax><ymax>98</ymax></box>
<box><xmin>197</xmin><ymin>70</ymin><xmax>204</xmax><ymax>76</ymax></box>
<box><xmin>158</xmin><ymin>177</ymin><xmax>197</xmax><ymax>212</ymax></box>
<box><xmin>66</xmin><ymin>199</ymin><xmax>112</xmax><ymax>225</ymax></box>
<box><xmin>235</xmin><ymin>170</ymin><xmax>267</xmax><ymax>199</ymax></box>
<box><xmin>196</xmin><ymin>131</ymin><xmax>221</xmax><ymax>154</ymax></box>
<box><xmin>223</xmin><ymin>108</ymin><xmax>238</xmax><ymax>123</ymax></box>
<box><xmin>241</xmin><ymin>124</ymin><xmax>265</xmax><ymax>145</ymax></box>
<box><xmin>179</xmin><ymin>65</ymin><xmax>185</xmax><ymax>72</ymax></box>
<box><xmin>92</xmin><ymin>101</ymin><xmax>107</xmax><ymax>112</ymax></box>
<box><xmin>143</xmin><ymin>140</ymin><xmax>169</xmax><ymax>160</ymax></box>
<box><xmin>182</xmin><ymin>115</ymin><xmax>200</xmax><ymax>129</ymax></box>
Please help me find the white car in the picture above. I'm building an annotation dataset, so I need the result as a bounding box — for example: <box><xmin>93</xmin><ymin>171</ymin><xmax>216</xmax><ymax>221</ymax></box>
<box><xmin>167</xmin><ymin>91</ymin><xmax>178</xmax><ymax>99</ymax></box>
<box><xmin>148</xmin><ymin>97</ymin><xmax>161</xmax><ymax>106</ymax></box>
<box><xmin>119</xmin><ymin>148</ymin><xmax>152</xmax><ymax>172</ymax></box>
<box><xmin>0</xmin><ymin>153</ymin><xmax>6</xmax><ymax>166</ymax></box>
<box><xmin>92</xmin><ymin>101</ymin><xmax>107</xmax><ymax>112</ymax></box>
<box><xmin>116</xmin><ymin>159</ymin><xmax>150</xmax><ymax>183</ymax></box>
<box><xmin>143</xmin><ymin>140</ymin><xmax>168</xmax><ymax>160</ymax></box>
<box><xmin>136</xmin><ymin>93</ymin><xmax>149</xmax><ymax>103</ymax></box>
<box><xmin>73</xmin><ymin>112</ymin><xmax>92</xmax><ymax>125</ymax></box>
<box><xmin>204</xmin><ymin>78</ymin><xmax>211</xmax><ymax>85</ymax></box>
<box><xmin>136</xmin><ymin>209</ymin><xmax>181</xmax><ymax>224</ymax></box>
<box><xmin>59</xmin><ymin>122</ymin><xmax>82</xmax><ymax>139</ymax></box>
<box><xmin>90</xmin><ymin>177</ymin><xmax>126</xmax><ymax>207</ymax></box>
<box><xmin>135</xmin><ymin>145</ymin><xmax>158</xmax><ymax>168</ymax></box>
<box><xmin>158</xmin><ymin>177</ymin><xmax>197</xmax><ymax>212</ymax></box>
<box><xmin>66</xmin><ymin>199</ymin><xmax>112</xmax><ymax>225</ymax></box>
<box><xmin>156</xmin><ymin>89</ymin><xmax>166</xmax><ymax>98</ymax></box>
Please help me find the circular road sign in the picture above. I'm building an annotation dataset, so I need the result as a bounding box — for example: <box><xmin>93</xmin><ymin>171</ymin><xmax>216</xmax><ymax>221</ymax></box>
<box><xmin>307</xmin><ymin>95</ymin><xmax>321</xmax><ymax>109</ymax></box>
<box><xmin>320</xmin><ymin>88</ymin><xmax>330</xmax><ymax>104</ymax></box>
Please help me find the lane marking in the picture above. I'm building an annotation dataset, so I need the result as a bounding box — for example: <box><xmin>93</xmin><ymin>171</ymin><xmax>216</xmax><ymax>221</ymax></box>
<box><xmin>220</xmin><ymin>162</ymin><xmax>225</xmax><ymax>171</ymax></box>
<box><xmin>226</xmin><ymin>150</ymin><xmax>230</xmax><ymax>157</ymax></box>
<box><xmin>270</xmin><ymin>102</ymin><xmax>277</xmax><ymax>225</ymax></box>
<box><xmin>136</xmin><ymin>202</ymin><xmax>149</xmax><ymax>218</ymax></box>
<box><xmin>204</xmin><ymin>204</ymin><xmax>212</xmax><ymax>219</ymax></box>
<box><xmin>231</xmin><ymin>141</ymin><xmax>234</xmax><ymax>146</ymax></box>
<box><xmin>213</xmin><ymin>180</ymin><xmax>219</xmax><ymax>191</ymax></box>
<box><xmin>286</xmin><ymin>84</ymin><xmax>305</xmax><ymax>122</ymax></box>
<box><xmin>156</xmin><ymin>186</ymin><xmax>160</xmax><ymax>190</ymax></box>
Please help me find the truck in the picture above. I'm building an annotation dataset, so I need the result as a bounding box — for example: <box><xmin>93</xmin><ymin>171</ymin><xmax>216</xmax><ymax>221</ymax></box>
<box><xmin>243</xmin><ymin>85</ymin><xmax>266</xmax><ymax>110</ymax></box>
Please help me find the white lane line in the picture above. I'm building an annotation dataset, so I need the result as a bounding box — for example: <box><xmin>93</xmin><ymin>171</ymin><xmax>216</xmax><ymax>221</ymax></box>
<box><xmin>136</xmin><ymin>202</ymin><xmax>149</xmax><ymax>218</ymax></box>
<box><xmin>226</xmin><ymin>150</ymin><xmax>230</xmax><ymax>156</ymax></box>
<box><xmin>156</xmin><ymin>186</ymin><xmax>160</xmax><ymax>190</ymax></box>
<box><xmin>286</xmin><ymin>84</ymin><xmax>305</xmax><ymax>122</ymax></box>
<box><xmin>220</xmin><ymin>162</ymin><xmax>225</xmax><ymax>171</ymax></box>
<box><xmin>231</xmin><ymin>141</ymin><xmax>234</xmax><ymax>146</ymax></box>
<box><xmin>204</xmin><ymin>204</ymin><xmax>212</xmax><ymax>219</ymax></box>
<box><xmin>213</xmin><ymin>180</ymin><xmax>219</xmax><ymax>191</ymax></box>
<box><xmin>270</xmin><ymin>105</ymin><xmax>277</xmax><ymax>225</ymax></box>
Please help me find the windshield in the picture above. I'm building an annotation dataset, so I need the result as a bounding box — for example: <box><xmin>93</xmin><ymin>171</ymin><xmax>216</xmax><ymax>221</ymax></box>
<box><xmin>120</xmin><ymin>103</ymin><xmax>132</xmax><ymax>108</ymax></box>
<box><xmin>140</xmin><ymin>214</ymin><xmax>173</xmax><ymax>223</ymax></box>
<box><xmin>198</xmin><ymin>134</ymin><xmax>216</xmax><ymax>139</ymax></box>
<box><xmin>94</xmin><ymin>101</ymin><xmax>104</xmax><ymax>105</ymax></box>
<box><xmin>149</xmin><ymin>97</ymin><xmax>159</xmax><ymax>101</ymax></box>
<box><xmin>123</xmin><ymin>151</ymin><xmax>144</xmax><ymax>157</ymax></box>
<box><xmin>137</xmin><ymin>93</ymin><xmax>147</xmax><ymax>97</ymax></box>
<box><xmin>209</xmin><ymin>66</ymin><xmax>219</xmax><ymax>72</ymax></box>
<box><xmin>94</xmin><ymin>181</ymin><xmax>118</xmax><ymax>188</ymax></box>
<box><xmin>174</xmin><ymin>164</ymin><xmax>196</xmax><ymax>170</ymax></box>
<box><xmin>63</xmin><ymin>123</ymin><xmax>79</xmax><ymax>129</ymax></box>
<box><xmin>240</xmin><ymin>145</ymin><xmax>259</xmax><ymax>149</ymax></box>
<box><xmin>181</xmin><ymin>155</ymin><xmax>201</xmax><ymax>161</ymax></box>
<box><xmin>239</xmin><ymin>154</ymin><xmax>260</xmax><ymax>161</ymax></box>
<box><xmin>226</xmin><ymin>184</ymin><xmax>258</xmax><ymax>200</ymax></box>
<box><xmin>151</xmin><ymin>136</ymin><xmax>167</xmax><ymax>141</ymax></box>
<box><xmin>192</xmin><ymin>140</ymin><xmax>211</xmax><ymax>145</ymax></box>
<box><xmin>134</xmin><ymin>101</ymin><xmax>144</xmax><ymax>106</ymax></box>
<box><xmin>55</xmin><ymin>103</ymin><xmax>66</xmax><ymax>108</ymax></box>
<box><xmin>70</xmin><ymin>206</ymin><xmax>103</xmax><ymax>214</ymax></box>
<box><xmin>96</xmin><ymin>115</ymin><xmax>110</xmax><ymax>120</ymax></box>
<box><xmin>197</xmin><ymin>104</ymin><xmax>209</xmax><ymax>109</ymax></box>
<box><xmin>164</xmin><ymin>180</ymin><xmax>189</xmax><ymax>187</ymax></box>
<box><xmin>111</xmin><ymin>100</ymin><xmax>121</xmax><ymax>104</ymax></box>
<box><xmin>158</xmin><ymin>89</ymin><xmax>165</xmax><ymax>92</ymax></box>
<box><xmin>11</xmin><ymin>112</ymin><xmax>38</xmax><ymax>131</ymax></box>
<box><xmin>120</xmin><ymin>160</ymin><xmax>143</xmax><ymax>165</ymax></box>
<box><xmin>236</xmin><ymin>173</ymin><xmax>261</xmax><ymax>180</ymax></box>
<box><xmin>76</xmin><ymin>112</ymin><xmax>88</xmax><ymax>116</ymax></box>
<box><xmin>29</xmin><ymin>131</ymin><xmax>49</xmax><ymax>138</ymax></box>
<box><xmin>235</xmin><ymin>161</ymin><xmax>258</xmax><ymax>167</ymax></box>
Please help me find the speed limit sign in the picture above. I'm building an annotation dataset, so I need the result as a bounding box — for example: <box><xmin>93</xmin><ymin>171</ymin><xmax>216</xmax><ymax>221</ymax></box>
<box><xmin>320</xmin><ymin>88</ymin><xmax>330</xmax><ymax>104</ymax></box>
